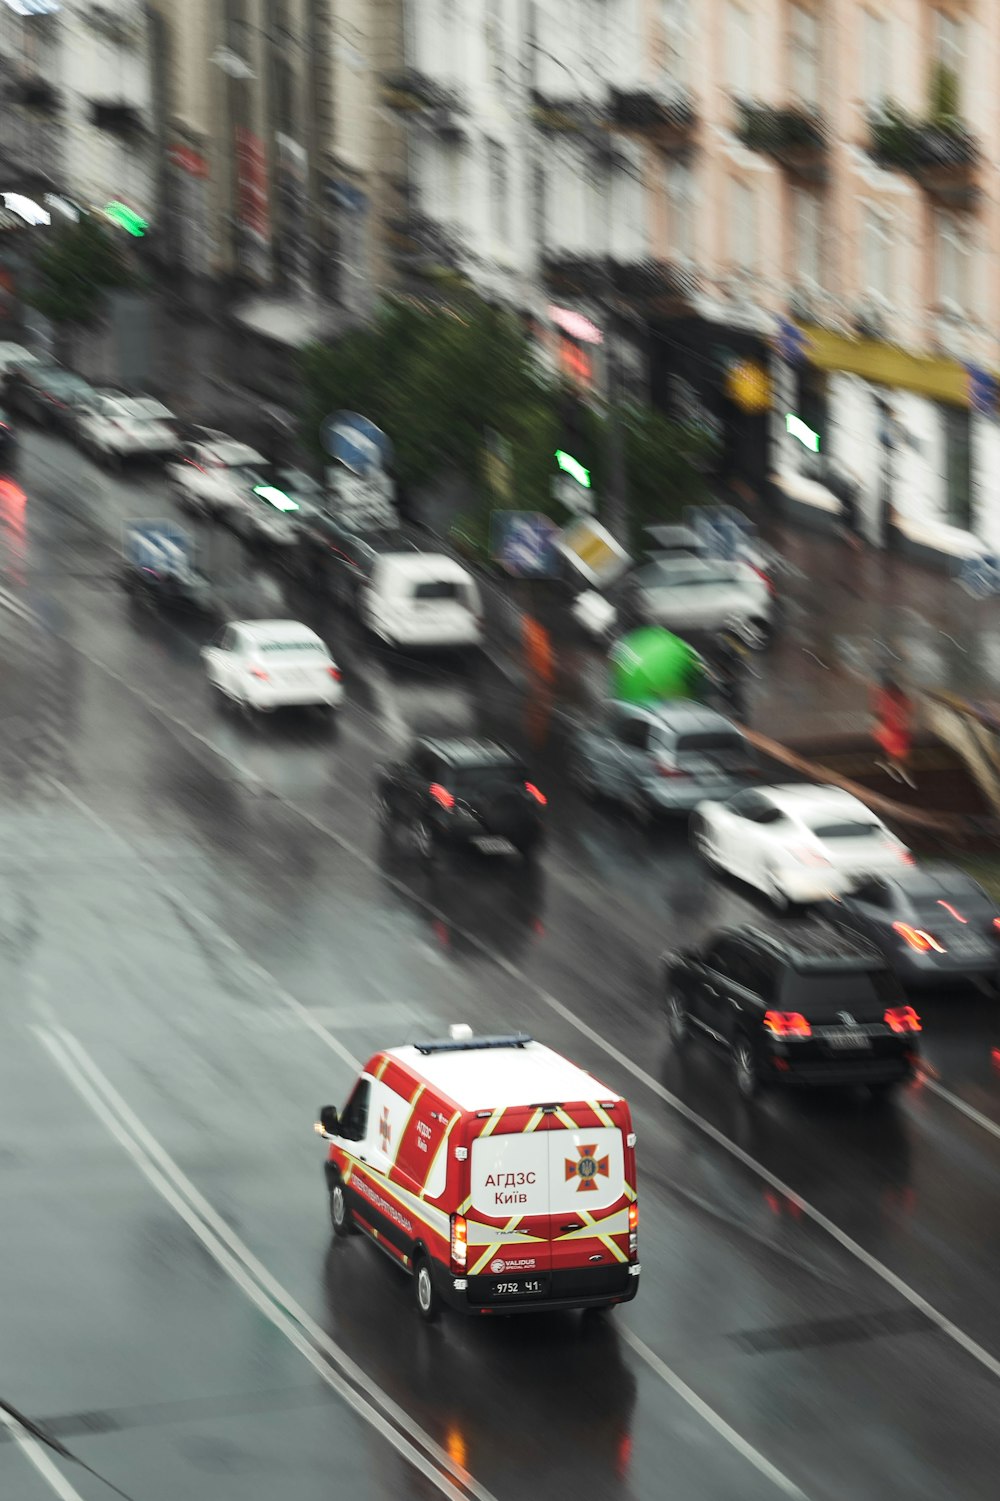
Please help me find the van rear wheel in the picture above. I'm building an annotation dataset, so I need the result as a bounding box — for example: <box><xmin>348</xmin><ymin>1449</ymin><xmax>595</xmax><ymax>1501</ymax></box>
<box><xmin>413</xmin><ymin>1255</ymin><xmax>441</xmax><ymax>1321</ymax></box>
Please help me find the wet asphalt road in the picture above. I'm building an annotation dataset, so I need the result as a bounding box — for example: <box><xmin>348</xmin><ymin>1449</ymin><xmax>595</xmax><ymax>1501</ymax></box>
<box><xmin>2</xmin><ymin>431</ymin><xmax>1000</xmax><ymax>1501</ymax></box>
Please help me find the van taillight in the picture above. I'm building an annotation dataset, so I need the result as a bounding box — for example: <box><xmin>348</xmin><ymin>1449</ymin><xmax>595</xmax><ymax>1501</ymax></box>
<box><xmin>430</xmin><ymin>783</ymin><xmax>455</xmax><ymax>810</ymax></box>
<box><xmin>450</xmin><ymin>1212</ymin><xmax>467</xmax><ymax>1270</ymax></box>
<box><xmin>628</xmin><ymin>1202</ymin><xmax>638</xmax><ymax>1259</ymax></box>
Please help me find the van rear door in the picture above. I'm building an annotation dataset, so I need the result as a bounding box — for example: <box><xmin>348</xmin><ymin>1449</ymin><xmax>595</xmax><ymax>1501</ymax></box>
<box><xmin>468</xmin><ymin>1113</ymin><xmax>553</xmax><ymax>1290</ymax></box>
<box><xmin>546</xmin><ymin>1119</ymin><xmax>630</xmax><ymax>1274</ymax></box>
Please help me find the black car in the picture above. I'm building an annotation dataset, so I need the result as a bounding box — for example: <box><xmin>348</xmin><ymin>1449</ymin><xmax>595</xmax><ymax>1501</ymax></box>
<box><xmin>298</xmin><ymin>513</ymin><xmax>419</xmax><ymax>607</ymax></box>
<box><xmin>818</xmin><ymin>864</ymin><xmax>1000</xmax><ymax>991</ymax></box>
<box><xmin>375</xmin><ymin>738</ymin><xmax>547</xmax><ymax>861</ymax></box>
<box><xmin>0</xmin><ymin>405</ymin><xmax>16</xmax><ymax>467</ymax></box>
<box><xmin>663</xmin><ymin>922</ymin><xmax>920</xmax><ymax>1098</ymax></box>
<box><xmin>4</xmin><ymin>363</ymin><xmax>93</xmax><ymax>434</ymax></box>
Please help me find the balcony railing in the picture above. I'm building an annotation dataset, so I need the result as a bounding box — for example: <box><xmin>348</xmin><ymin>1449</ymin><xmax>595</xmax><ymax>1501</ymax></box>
<box><xmin>868</xmin><ymin>105</ymin><xmax>979</xmax><ymax>209</ymax></box>
<box><xmin>542</xmin><ymin>253</ymin><xmax>701</xmax><ymax>311</ymax></box>
<box><xmin>381</xmin><ymin>70</ymin><xmax>468</xmax><ymax>139</ymax></box>
<box><xmin>608</xmin><ymin>88</ymin><xmax>697</xmax><ymax>150</ymax></box>
<box><xmin>736</xmin><ymin>102</ymin><xmax>828</xmax><ymax>183</ymax></box>
<box><xmin>386</xmin><ymin>211</ymin><xmax>469</xmax><ymax>282</ymax></box>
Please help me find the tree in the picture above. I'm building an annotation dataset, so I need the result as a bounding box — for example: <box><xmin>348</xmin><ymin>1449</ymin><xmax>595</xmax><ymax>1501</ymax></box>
<box><xmin>26</xmin><ymin>214</ymin><xmax>136</xmax><ymax>357</ymax></box>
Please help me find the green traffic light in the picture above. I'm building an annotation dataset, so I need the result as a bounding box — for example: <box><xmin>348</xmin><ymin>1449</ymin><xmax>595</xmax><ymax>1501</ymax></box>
<box><xmin>103</xmin><ymin>201</ymin><xmax>148</xmax><ymax>237</ymax></box>
<box><xmin>555</xmin><ymin>449</ymin><xmax>591</xmax><ymax>488</ymax></box>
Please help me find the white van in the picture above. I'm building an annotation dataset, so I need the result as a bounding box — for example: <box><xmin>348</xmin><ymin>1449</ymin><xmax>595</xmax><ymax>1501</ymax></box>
<box><xmin>361</xmin><ymin>553</ymin><xmax>483</xmax><ymax>651</ymax></box>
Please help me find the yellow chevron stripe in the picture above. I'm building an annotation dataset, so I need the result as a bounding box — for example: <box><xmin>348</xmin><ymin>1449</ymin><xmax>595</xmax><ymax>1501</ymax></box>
<box><xmin>420</xmin><ymin>1110</ymin><xmax>460</xmax><ymax>1202</ymax></box>
<box><xmin>374</xmin><ymin>1056</ymin><xmax>390</xmax><ymax>1081</ymax></box>
<box><xmin>598</xmin><ymin>1235</ymin><xmax>628</xmax><ymax>1263</ymax></box>
<box><xmin>470</xmin><ymin>1243</ymin><xmax>501</xmax><ymax>1275</ymax></box>
<box><xmin>477</xmin><ymin>1107</ymin><xmax>506</xmax><ymax>1139</ymax></box>
<box><xmin>589</xmin><ymin>1100</ymin><xmax>615</xmax><ymax>1129</ymax></box>
<box><xmin>524</xmin><ymin>1107</ymin><xmax>546</xmax><ymax>1133</ymax></box>
<box><xmin>553</xmin><ymin>1106</ymin><xmax>578</xmax><ymax>1130</ymax></box>
<box><xmin>388</xmin><ymin>1083</ymin><xmax>425</xmax><ymax>1171</ymax></box>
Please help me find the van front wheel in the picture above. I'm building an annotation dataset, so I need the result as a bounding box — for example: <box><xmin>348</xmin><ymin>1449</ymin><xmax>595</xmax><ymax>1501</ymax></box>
<box><xmin>413</xmin><ymin>1255</ymin><xmax>441</xmax><ymax>1322</ymax></box>
<box><xmin>329</xmin><ymin>1179</ymin><xmax>356</xmax><ymax>1238</ymax></box>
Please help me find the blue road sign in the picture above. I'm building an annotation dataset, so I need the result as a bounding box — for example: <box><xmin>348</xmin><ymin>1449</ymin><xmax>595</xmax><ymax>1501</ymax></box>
<box><xmin>684</xmin><ymin>505</ymin><xmax>755</xmax><ymax>562</ymax></box>
<box><xmin>966</xmin><ymin>364</ymin><xmax>999</xmax><ymax>417</ymax></box>
<box><xmin>124</xmin><ymin>520</ymin><xmax>193</xmax><ymax>575</ymax></box>
<box><xmin>321</xmin><ymin>410</ymin><xmax>393</xmax><ymax>477</ymax></box>
<box><xmin>958</xmin><ymin>552</ymin><xmax>1000</xmax><ymax>599</ymax></box>
<box><xmin>490</xmin><ymin>511</ymin><xmax>560</xmax><ymax>579</ymax></box>
<box><xmin>775</xmin><ymin>316</ymin><xmax>809</xmax><ymax>366</ymax></box>
<box><xmin>325</xmin><ymin>179</ymin><xmax>368</xmax><ymax>215</ymax></box>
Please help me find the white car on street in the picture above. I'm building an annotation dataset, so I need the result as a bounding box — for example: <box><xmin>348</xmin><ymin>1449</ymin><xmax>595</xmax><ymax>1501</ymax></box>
<box><xmin>627</xmin><ymin>555</ymin><xmax>773</xmax><ymax>647</ymax></box>
<box><xmin>691</xmin><ymin>783</ymin><xmax>914</xmax><ymax>908</ymax></box>
<box><xmin>201</xmin><ymin>619</ymin><xmax>344</xmax><ymax>718</ymax></box>
<box><xmin>76</xmin><ymin>390</ymin><xmax>177</xmax><ymax>465</ymax></box>
<box><xmin>0</xmin><ymin>342</ymin><xmax>41</xmax><ymax>377</ymax></box>
<box><xmin>167</xmin><ymin>436</ymin><xmax>269</xmax><ymax>517</ymax></box>
<box><xmin>360</xmin><ymin>553</ymin><xmax>483</xmax><ymax>652</ymax></box>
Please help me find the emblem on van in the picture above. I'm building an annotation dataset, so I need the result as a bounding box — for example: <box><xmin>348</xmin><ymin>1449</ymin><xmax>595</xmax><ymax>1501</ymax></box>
<box><xmin>490</xmin><ymin>1259</ymin><xmax>505</xmax><ymax>1274</ymax></box>
<box><xmin>379</xmin><ymin>1106</ymin><xmax>392</xmax><ymax>1152</ymax></box>
<box><xmin>565</xmin><ymin>1143</ymin><xmax>609</xmax><ymax>1191</ymax></box>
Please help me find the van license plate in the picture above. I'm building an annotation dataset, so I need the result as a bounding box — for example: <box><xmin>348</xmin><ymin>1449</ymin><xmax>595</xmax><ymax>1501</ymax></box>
<box><xmin>488</xmin><ymin>1276</ymin><xmax>549</xmax><ymax>1299</ymax></box>
<box><xmin>828</xmin><ymin>1033</ymin><xmax>870</xmax><ymax>1050</ymax></box>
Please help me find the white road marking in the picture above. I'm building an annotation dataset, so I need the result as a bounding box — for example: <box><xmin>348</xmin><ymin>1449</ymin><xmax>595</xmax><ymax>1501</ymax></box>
<box><xmin>50</xmin><ymin>774</ymin><xmax>1000</xmax><ymax>1394</ymax></box>
<box><xmin>0</xmin><ymin>1410</ymin><xmax>86</xmax><ymax>1501</ymax></box>
<box><xmin>619</xmin><ymin>1329</ymin><xmax>812</xmax><ymax>1500</ymax></box>
<box><xmin>925</xmin><ymin>1078</ymin><xmax>1000</xmax><ymax>1143</ymax></box>
<box><xmin>32</xmin><ymin>1024</ymin><xmax>494</xmax><ymax>1501</ymax></box>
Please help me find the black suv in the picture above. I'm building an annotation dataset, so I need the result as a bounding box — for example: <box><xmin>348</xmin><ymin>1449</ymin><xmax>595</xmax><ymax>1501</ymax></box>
<box><xmin>297</xmin><ymin>514</ymin><xmax>420</xmax><ymax>607</ymax></box>
<box><xmin>663</xmin><ymin>923</ymin><xmax>920</xmax><ymax>1099</ymax></box>
<box><xmin>375</xmin><ymin>738</ymin><xmax>547</xmax><ymax>861</ymax></box>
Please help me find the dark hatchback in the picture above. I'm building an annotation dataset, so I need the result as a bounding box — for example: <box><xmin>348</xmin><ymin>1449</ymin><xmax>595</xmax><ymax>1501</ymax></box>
<box><xmin>818</xmin><ymin>863</ymin><xmax>1000</xmax><ymax>990</ymax></box>
<box><xmin>664</xmin><ymin>922</ymin><xmax>920</xmax><ymax>1098</ymax></box>
<box><xmin>375</xmin><ymin>738</ymin><xmax>547</xmax><ymax>862</ymax></box>
<box><xmin>4</xmin><ymin>364</ymin><xmax>93</xmax><ymax>433</ymax></box>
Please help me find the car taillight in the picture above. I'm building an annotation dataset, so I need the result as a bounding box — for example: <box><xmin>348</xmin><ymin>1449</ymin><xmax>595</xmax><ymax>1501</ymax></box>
<box><xmin>524</xmin><ymin>782</ymin><xmax>547</xmax><ymax>804</ymax></box>
<box><xmin>327</xmin><ymin>665</ymin><xmax>342</xmax><ymax>681</ymax></box>
<box><xmin>884</xmin><ymin>1005</ymin><xmax>922</xmax><ymax>1034</ymax></box>
<box><xmin>893</xmin><ymin>922</ymin><xmax>945</xmax><ymax>954</ymax></box>
<box><xmin>750</xmin><ymin>564</ymin><xmax>775</xmax><ymax>596</ymax></box>
<box><xmin>790</xmin><ymin>847</ymin><xmax>831</xmax><ymax>867</ymax></box>
<box><xmin>763</xmin><ymin>1010</ymin><xmax>812</xmax><ymax>1038</ymax></box>
<box><xmin>936</xmin><ymin>901</ymin><xmax>967</xmax><ymax>924</ymax></box>
<box><xmin>654</xmin><ymin>758</ymin><xmax>687</xmax><ymax>778</ymax></box>
<box><xmin>429</xmin><ymin>783</ymin><xmax>455</xmax><ymax>810</ymax></box>
<box><xmin>450</xmin><ymin>1212</ymin><xmax>467</xmax><ymax>1270</ymax></box>
<box><xmin>628</xmin><ymin>1201</ymin><xmax>638</xmax><ymax>1258</ymax></box>
<box><xmin>897</xmin><ymin>847</ymin><xmax>915</xmax><ymax>865</ymax></box>
<box><xmin>249</xmin><ymin>666</ymin><xmax>269</xmax><ymax>681</ymax></box>
<box><xmin>992</xmin><ymin>917</ymin><xmax>1000</xmax><ymax>934</ymax></box>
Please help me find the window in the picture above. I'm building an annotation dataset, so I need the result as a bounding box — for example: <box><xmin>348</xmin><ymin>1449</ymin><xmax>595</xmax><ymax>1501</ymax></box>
<box><xmin>936</xmin><ymin>211</ymin><xmax>969</xmax><ymax>312</ymax></box>
<box><xmin>487</xmin><ymin>140</ymin><xmax>510</xmax><ymax>245</ymax></box>
<box><xmin>338</xmin><ymin>1079</ymin><xmax>370</xmax><ymax>1142</ymax></box>
<box><xmin>788</xmin><ymin>4</ymin><xmax>820</xmax><ymax>106</ymax></box>
<box><xmin>726</xmin><ymin>2</ymin><xmax>753</xmax><ymax>97</ymax></box>
<box><xmin>942</xmin><ymin>403</ymin><xmax>972</xmax><ymax>530</ymax></box>
<box><xmin>661</xmin><ymin>0</ymin><xmax>690</xmax><ymax>86</ymax></box>
<box><xmin>439</xmin><ymin>0</ymin><xmax>459</xmax><ymax>82</ymax></box>
<box><xmin>731</xmin><ymin>179</ymin><xmax>757</xmax><ymax>272</ymax></box>
<box><xmin>935</xmin><ymin>11</ymin><xmax>964</xmax><ymax>112</ymax></box>
<box><xmin>485</xmin><ymin>0</ymin><xmax>506</xmax><ymax>94</ymax></box>
<box><xmin>666</xmin><ymin>160</ymin><xmax>696</xmax><ymax>262</ymax></box>
<box><xmin>533</xmin><ymin>163</ymin><xmax>547</xmax><ymax>249</ymax></box>
<box><xmin>862</xmin><ymin>206</ymin><xmax>891</xmax><ymax>299</ymax></box>
<box><xmin>792</xmin><ymin>188</ymin><xmax>821</xmax><ymax>287</ymax></box>
<box><xmin>862</xmin><ymin>10</ymin><xmax>890</xmax><ymax>109</ymax></box>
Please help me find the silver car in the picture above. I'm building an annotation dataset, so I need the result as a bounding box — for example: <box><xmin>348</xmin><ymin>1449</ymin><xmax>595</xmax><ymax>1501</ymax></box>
<box><xmin>628</xmin><ymin>556</ymin><xmax>773</xmax><ymax>647</ymax></box>
<box><xmin>570</xmin><ymin>700</ymin><xmax>760</xmax><ymax>818</ymax></box>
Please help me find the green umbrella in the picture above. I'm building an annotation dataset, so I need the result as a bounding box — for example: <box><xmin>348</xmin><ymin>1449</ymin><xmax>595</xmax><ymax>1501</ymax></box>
<box><xmin>609</xmin><ymin>627</ymin><xmax>704</xmax><ymax>705</ymax></box>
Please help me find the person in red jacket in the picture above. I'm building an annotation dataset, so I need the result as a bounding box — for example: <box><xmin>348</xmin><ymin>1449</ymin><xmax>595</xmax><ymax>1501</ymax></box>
<box><xmin>872</xmin><ymin>674</ymin><xmax>915</xmax><ymax>786</ymax></box>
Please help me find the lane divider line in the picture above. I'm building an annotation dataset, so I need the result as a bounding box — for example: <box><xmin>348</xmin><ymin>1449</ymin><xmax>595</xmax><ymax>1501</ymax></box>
<box><xmin>32</xmin><ymin>1023</ymin><xmax>493</xmax><ymax>1501</ymax></box>
<box><xmin>0</xmin><ymin>1409</ymin><xmax>86</xmax><ymax>1501</ymax></box>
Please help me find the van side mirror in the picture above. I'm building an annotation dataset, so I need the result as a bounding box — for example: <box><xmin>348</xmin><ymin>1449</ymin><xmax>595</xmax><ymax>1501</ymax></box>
<box><xmin>316</xmin><ymin>1105</ymin><xmax>340</xmax><ymax>1137</ymax></box>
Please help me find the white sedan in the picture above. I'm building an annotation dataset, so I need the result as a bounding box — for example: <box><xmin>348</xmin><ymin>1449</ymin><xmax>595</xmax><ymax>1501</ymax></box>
<box><xmin>167</xmin><ymin>436</ymin><xmax>268</xmax><ymax>517</ymax></box>
<box><xmin>691</xmin><ymin>783</ymin><xmax>913</xmax><ymax>908</ymax></box>
<box><xmin>201</xmin><ymin>619</ymin><xmax>344</xmax><ymax>718</ymax></box>
<box><xmin>628</xmin><ymin>556</ymin><xmax>773</xmax><ymax>648</ymax></box>
<box><xmin>76</xmin><ymin>390</ymin><xmax>177</xmax><ymax>464</ymax></box>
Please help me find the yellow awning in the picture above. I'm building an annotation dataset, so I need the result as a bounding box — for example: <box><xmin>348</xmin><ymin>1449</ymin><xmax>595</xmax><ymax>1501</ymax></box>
<box><xmin>801</xmin><ymin>324</ymin><xmax>970</xmax><ymax>405</ymax></box>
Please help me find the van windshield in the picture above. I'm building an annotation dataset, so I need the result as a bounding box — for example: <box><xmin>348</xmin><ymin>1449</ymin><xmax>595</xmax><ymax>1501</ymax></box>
<box><xmin>413</xmin><ymin>580</ymin><xmax>462</xmax><ymax>601</ymax></box>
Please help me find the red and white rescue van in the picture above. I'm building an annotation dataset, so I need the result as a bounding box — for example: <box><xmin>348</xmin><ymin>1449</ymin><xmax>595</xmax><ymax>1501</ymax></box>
<box><xmin>315</xmin><ymin>1031</ymin><xmax>640</xmax><ymax>1319</ymax></box>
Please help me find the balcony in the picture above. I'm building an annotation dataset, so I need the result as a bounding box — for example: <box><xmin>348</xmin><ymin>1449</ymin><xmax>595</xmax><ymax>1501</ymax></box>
<box><xmin>380</xmin><ymin>70</ymin><xmax>468</xmax><ymax>140</ymax></box>
<box><xmin>541</xmin><ymin>253</ymin><xmax>700</xmax><ymax>313</ymax></box>
<box><xmin>89</xmin><ymin>100</ymin><xmax>148</xmax><ymax>139</ymax></box>
<box><xmin>868</xmin><ymin>105</ymin><xmax>979</xmax><ymax>209</ymax></box>
<box><xmin>736</xmin><ymin>102</ymin><xmax>828</xmax><ymax>184</ymax></box>
<box><xmin>386</xmin><ymin>211</ymin><xmax>470</xmax><ymax>284</ymax></box>
<box><xmin>608</xmin><ymin>89</ymin><xmax>697</xmax><ymax>152</ymax></box>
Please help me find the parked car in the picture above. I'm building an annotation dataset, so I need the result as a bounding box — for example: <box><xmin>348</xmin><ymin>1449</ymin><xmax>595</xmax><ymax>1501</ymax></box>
<box><xmin>625</xmin><ymin>555</ymin><xmax>773</xmax><ymax>648</ymax></box>
<box><xmin>0</xmin><ymin>342</ymin><xmax>42</xmax><ymax>378</ymax></box>
<box><xmin>817</xmin><ymin>863</ymin><xmax>1000</xmax><ymax>990</ymax></box>
<box><xmin>691</xmin><ymin>784</ymin><xmax>914</xmax><ymax>909</ymax></box>
<box><xmin>360</xmin><ymin>553</ymin><xmax>483</xmax><ymax>652</ymax></box>
<box><xmin>570</xmin><ymin>700</ymin><xmax>759</xmax><ymax>819</ymax></box>
<box><xmin>374</xmin><ymin>737</ymin><xmax>547</xmax><ymax>861</ymax></box>
<box><xmin>201</xmin><ymin>619</ymin><xmax>343</xmax><ymax>719</ymax></box>
<box><xmin>75</xmin><ymin>389</ymin><xmax>178</xmax><ymax>465</ymax></box>
<box><xmin>167</xmin><ymin>436</ymin><xmax>270</xmax><ymax>516</ymax></box>
<box><xmin>663</xmin><ymin>921</ymin><xmax>921</xmax><ymax>1098</ymax></box>
<box><xmin>4</xmin><ymin>363</ymin><xmax>93</xmax><ymax>434</ymax></box>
